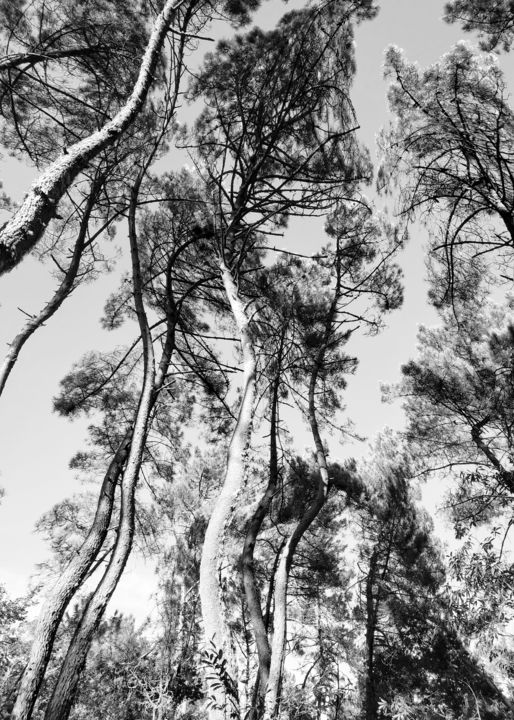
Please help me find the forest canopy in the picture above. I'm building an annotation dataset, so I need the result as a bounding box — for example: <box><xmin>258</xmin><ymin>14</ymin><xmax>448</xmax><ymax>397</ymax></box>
<box><xmin>0</xmin><ymin>2</ymin><xmax>513</xmax><ymax>720</ymax></box>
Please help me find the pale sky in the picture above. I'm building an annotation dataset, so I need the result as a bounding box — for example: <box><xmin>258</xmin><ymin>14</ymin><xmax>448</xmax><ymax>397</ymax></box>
<box><xmin>0</xmin><ymin>1</ymin><xmax>497</xmax><ymax>618</ymax></box>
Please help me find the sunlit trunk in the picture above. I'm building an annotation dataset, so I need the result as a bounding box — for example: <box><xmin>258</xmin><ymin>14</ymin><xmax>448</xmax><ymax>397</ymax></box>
<box><xmin>43</xmin><ymin>411</ymin><xmax>152</xmax><ymax>720</ymax></box>
<box><xmin>264</xmin><ymin>360</ymin><xmax>330</xmax><ymax>719</ymax></box>
<box><xmin>10</xmin><ymin>429</ymin><xmax>132</xmax><ymax>720</ymax></box>
<box><xmin>199</xmin><ymin>259</ymin><xmax>256</xmax><ymax>720</ymax></box>
<box><xmin>242</xmin><ymin>375</ymin><xmax>280</xmax><ymax>705</ymax></box>
<box><xmin>0</xmin><ymin>0</ymin><xmax>182</xmax><ymax>276</ymax></box>
<box><xmin>42</xmin><ymin>180</ymin><xmax>157</xmax><ymax>720</ymax></box>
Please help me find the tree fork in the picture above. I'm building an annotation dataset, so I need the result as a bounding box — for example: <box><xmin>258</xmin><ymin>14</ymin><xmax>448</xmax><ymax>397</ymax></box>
<box><xmin>10</xmin><ymin>427</ymin><xmax>133</xmax><ymax>720</ymax></box>
<box><xmin>42</xmin><ymin>179</ymin><xmax>157</xmax><ymax>720</ymax></box>
<box><xmin>263</xmin><ymin>365</ymin><xmax>331</xmax><ymax>719</ymax></box>
<box><xmin>0</xmin><ymin>176</ymin><xmax>103</xmax><ymax>397</ymax></box>
<box><xmin>242</xmin><ymin>338</ymin><xmax>285</xmax><ymax>708</ymax></box>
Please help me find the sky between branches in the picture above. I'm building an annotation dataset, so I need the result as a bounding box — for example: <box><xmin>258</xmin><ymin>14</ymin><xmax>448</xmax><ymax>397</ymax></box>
<box><xmin>0</xmin><ymin>0</ymin><xmax>503</xmax><ymax>618</ymax></box>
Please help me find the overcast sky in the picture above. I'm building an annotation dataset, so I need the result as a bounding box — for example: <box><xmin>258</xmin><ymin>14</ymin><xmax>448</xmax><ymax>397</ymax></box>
<box><xmin>0</xmin><ymin>1</ymin><xmax>498</xmax><ymax>619</ymax></box>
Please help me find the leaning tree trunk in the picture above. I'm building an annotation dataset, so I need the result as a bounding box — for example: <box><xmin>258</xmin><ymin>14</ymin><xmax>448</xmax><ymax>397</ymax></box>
<box><xmin>10</xmin><ymin>428</ymin><xmax>132</xmax><ymax>720</ymax></box>
<box><xmin>43</xmin><ymin>180</ymin><xmax>157</xmax><ymax>720</ymax></box>
<box><xmin>10</xmin><ymin>169</ymin><xmax>180</xmax><ymax>720</ymax></box>
<box><xmin>0</xmin><ymin>0</ymin><xmax>182</xmax><ymax>276</ymax></box>
<box><xmin>242</xmin><ymin>346</ymin><xmax>284</xmax><ymax>717</ymax></box>
<box><xmin>43</xmin><ymin>401</ymin><xmax>153</xmax><ymax>720</ymax></box>
<box><xmin>0</xmin><ymin>178</ymin><xmax>101</xmax><ymax>397</ymax></box>
<box><xmin>263</xmin><ymin>248</ymin><xmax>343</xmax><ymax>718</ymax></box>
<box><xmin>263</xmin><ymin>359</ymin><xmax>331</xmax><ymax>719</ymax></box>
<box><xmin>199</xmin><ymin>259</ymin><xmax>257</xmax><ymax>720</ymax></box>
<box><xmin>364</xmin><ymin>549</ymin><xmax>379</xmax><ymax>720</ymax></box>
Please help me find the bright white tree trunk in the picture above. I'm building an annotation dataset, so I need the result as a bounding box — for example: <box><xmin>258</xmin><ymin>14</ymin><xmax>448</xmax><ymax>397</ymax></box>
<box><xmin>199</xmin><ymin>259</ymin><xmax>257</xmax><ymax>720</ymax></box>
<box><xmin>0</xmin><ymin>0</ymin><xmax>182</xmax><ymax>276</ymax></box>
<box><xmin>43</xmin><ymin>385</ymin><xmax>154</xmax><ymax>720</ymax></box>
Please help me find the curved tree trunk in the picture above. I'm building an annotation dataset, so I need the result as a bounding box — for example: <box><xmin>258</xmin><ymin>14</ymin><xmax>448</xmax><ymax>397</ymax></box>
<box><xmin>43</xmin><ymin>405</ymin><xmax>153</xmax><ymax>720</ymax></box>
<box><xmin>264</xmin><ymin>258</ymin><xmax>342</xmax><ymax>719</ymax></box>
<box><xmin>242</xmin><ymin>334</ymin><xmax>285</xmax><ymax>718</ymax></box>
<box><xmin>43</xmin><ymin>181</ymin><xmax>156</xmax><ymax>720</ymax></box>
<box><xmin>10</xmin><ymin>169</ymin><xmax>182</xmax><ymax>720</ymax></box>
<box><xmin>43</xmin><ymin>409</ymin><xmax>153</xmax><ymax>720</ymax></box>
<box><xmin>0</xmin><ymin>0</ymin><xmax>182</xmax><ymax>276</ymax></box>
<box><xmin>199</xmin><ymin>259</ymin><xmax>257</xmax><ymax>720</ymax></box>
<box><xmin>241</xmin><ymin>383</ymin><xmax>278</xmax><ymax>692</ymax></box>
<box><xmin>20</xmin><ymin>120</ymin><xmax>184</xmax><ymax>713</ymax></box>
<box><xmin>248</xmin><ymin>535</ymin><xmax>286</xmax><ymax>713</ymax></box>
<box><xmin>364</xmin><ymin>549</ymin><xmax>379</xmax><ymax>720</ymax></box>
<box><xmin>10</xmin><ymin>428</ymin><xmax>132</xmax><ymax>720</ymax></box>
<box><xmin>11</xmin><ymin>20</ymin><xmax>188</xmax><ymax>712</ymax></box>
<box><xmin>0</xmin><ymin>178</ymin><xmax>101</xmax><ymax>398</ymax></box>
<box><xmin>263</xmin><ymin>362</ymin><xmax>331</xmax><ymax>719</ymax></box>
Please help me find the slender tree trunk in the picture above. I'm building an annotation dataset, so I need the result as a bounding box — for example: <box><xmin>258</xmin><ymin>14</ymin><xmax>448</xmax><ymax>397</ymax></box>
<box><xmin>0</xmin><ymin>0</ymin><xmax>183</xmax><ymax>276</ymax></box>
<box><xmin>199</xmin><ymin>259</ymin><xmax>257</xmax><ymax>720</ymax></box>
<box><xmin>43</xmin><ymin>181</ymin><xmax>156</xmax><ymax>720</ymax></box>
<box><xmin>264</xmin><ymin>361</ymin><xmax>331</xmax><ymax>719</ymax></box>
<box><xmin>43</xmin><ymin>408</ymin><xmax>153</xmax><ymax>720</ymax></box>
<box><xmin>242</xmin><ymin>371</ymin><xmax>281</xmax><ymax>699</ymax></box>
<box><xmin>249</xmin><ymin>537</ymin><xmax>286</xmax><ymax>717</ymax></box>
<box><xmin>364</xmin><ymin>549</ymin><xmax>379</xmax><ymax>720</ymax></box>
<box><xmin>43</xmin><ymin>417</ymin><xmax>152</xmax><ymax>720</ymax></box>
<box><xmin>10</xmin><ymin>428</ymin><xmax>132</xmax><ymax>720</ymax></box>
<box><xmin>13</xmin><ymin>131</ymin><xmax>181</xmax><ymax>717</ymax></box>
<box><xmin>263</xmin><ymin>253</ymin><xmax>343</xmax><ymax>718</ymax></box>
<box><xmin>11</xmin><ymin>175</ymin><xmax>181</xmax><ymax>720</ymax></box>
<box><xmin>0</xmin><ymin>179</ymin><xmax>100</xmax><ymax>397</ymax></box>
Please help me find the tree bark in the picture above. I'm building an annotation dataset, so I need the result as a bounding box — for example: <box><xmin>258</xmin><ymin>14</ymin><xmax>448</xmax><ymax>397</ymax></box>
<box><xmin>10</xmin><ymin>161</ymin><xmax>184</xmax><ymax>719</ymax></box>
<box><xmin>242</xmin><ymin>366</ymin><xmax>282</xmax><ymax>702</ymax></box>
<box><xmin>264</xmin><ymin>258</ymin><xmax>341</xmax><ymax>719</ymax></box>
<box><xmin>43</xmin><ymin>180</ymin><xmax>156</xmax><ymax>720</ymax></box>
<box><xmin>0</xmin><ymin>0</ymin><xmax>183</xmax><ymax>276</ymax></box>
<box><xmin>263</xmin><ymin>362</ymin><xmax>331</xmax><ymax>719</ymax></box>
<box><xmin>0</xmin><ymin>179</ymin><xmax>101</xmax><ymax>397</ymax></box>
<box><xmin>248</xmin><ymin>535</ymin><xmax>287</xmax><ymax>718</ymax></box>
<box><xmin>43</xmin><ymin>412</ymin><xmax>153</xmax><ymax>720</ymax></box>
<box><xmin>42</xmin><ymin>416</ymin><xmax>152</xmax><ymax>720</ymax></box>
<box><xmin>364</xmin><ymin>549</ymin><xmax>379</xmax><ymax>720</ymax></box>
<box><xmin>199</xmin><ymin>259</ymin><xmax>257</xmax><ymax>720</ymax></box>
<box><xmin>10</xmin><ymin>428</ymin><xmax>132</xmax><ymax>720</ymax></box>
